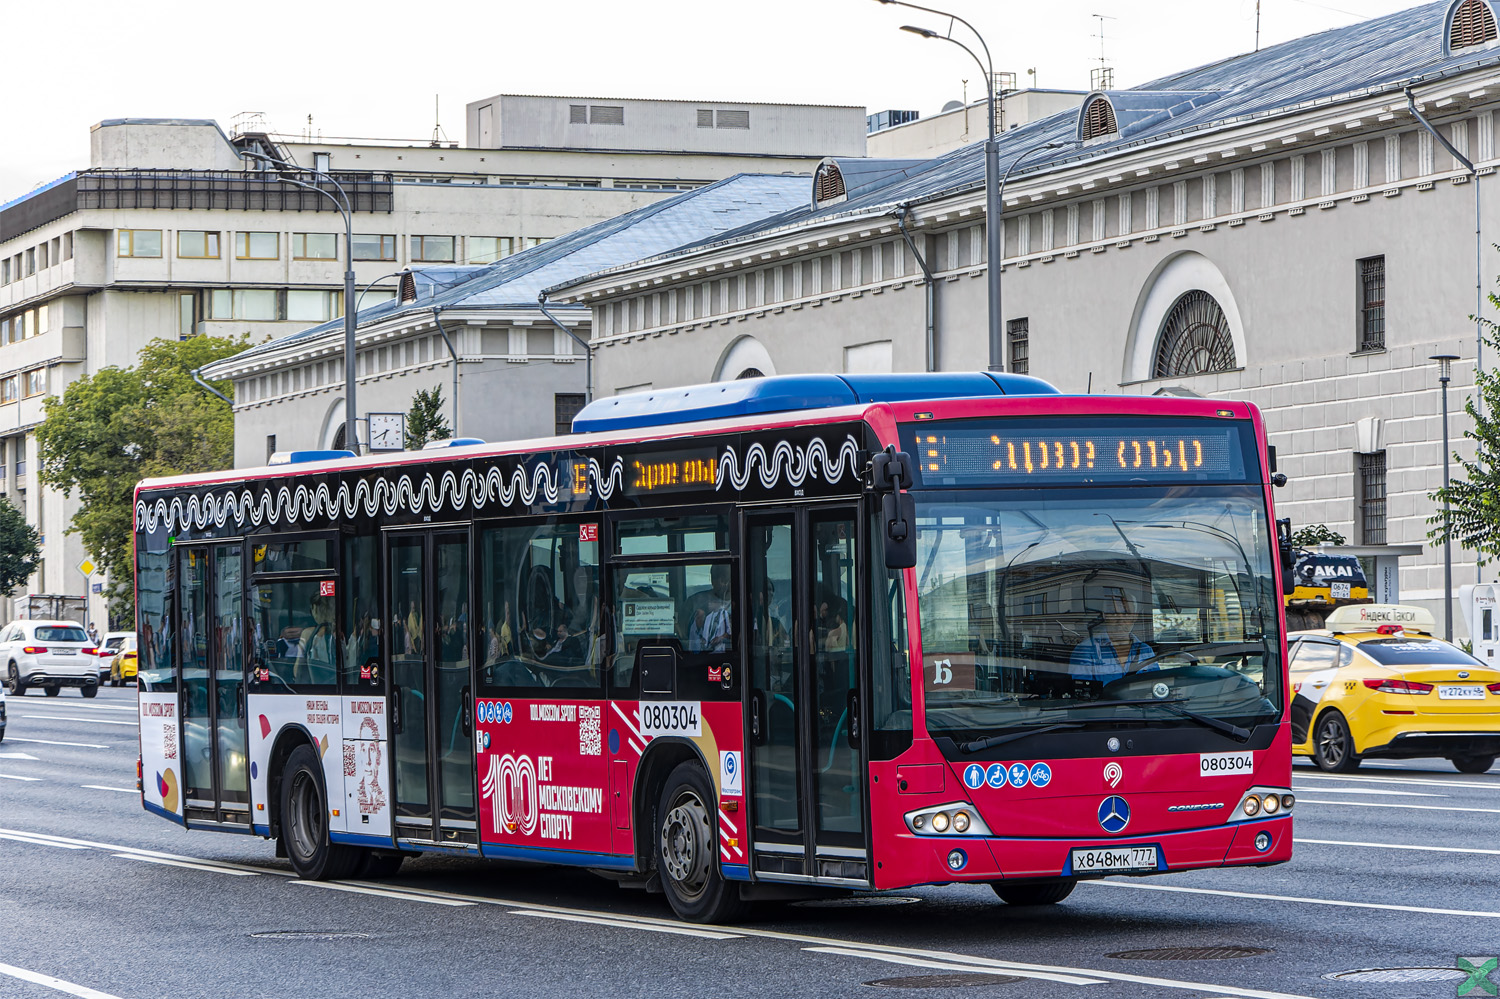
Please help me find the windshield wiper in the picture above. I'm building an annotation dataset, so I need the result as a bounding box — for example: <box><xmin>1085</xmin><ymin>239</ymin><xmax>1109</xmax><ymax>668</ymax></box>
<box><xmin>1041</xmin><ymin>696</ymin><xmax>1253</xmax><ymax>741</ymax></box>
<box><xmin>960</xmin><ymin>722</ymin><xmax>1084</xmax><ymax>754</ymax></box>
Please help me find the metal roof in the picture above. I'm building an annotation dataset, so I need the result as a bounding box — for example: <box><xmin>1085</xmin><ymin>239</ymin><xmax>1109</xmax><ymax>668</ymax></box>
<box><xmin>214</xmin><ymin>172</ymin><xmax>810</xmax><ymax>369</ymax></box>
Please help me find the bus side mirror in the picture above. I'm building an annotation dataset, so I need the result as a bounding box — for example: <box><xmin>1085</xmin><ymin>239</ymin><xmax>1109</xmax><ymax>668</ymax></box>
<box><xmin>883</xmin><ymin>492</ymin><xmax>917</xmax><ymax>569</ymax></box>
<box><xmin>1276</xmin><ymin>518</ymin><xmax>1297</xmax><ymax>596</ymax></box>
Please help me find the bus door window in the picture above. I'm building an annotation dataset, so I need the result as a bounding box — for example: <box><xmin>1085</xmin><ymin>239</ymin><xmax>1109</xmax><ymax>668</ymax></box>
<box><xmin>181</xmin><ymin>547</ymin><xmax>211</xmax><ymax>800</ymax></box>
<box><xmin>213</xmin><ymin>546</ymin><xmax>247</xmax><ymax>799</ymax></box>
<box><xmin>388</xmin><ymin>540</ymin><xmax>429</xmax><ymax>818</ymax></box>
<box><xmin>434</xmin><ymin>535</ymin><xmax>472</xmax><ymax>821</ymax></box>
<box><xmin>341</xmin><ymin>534</ymin><xmax>383</xmax><ymax>689</ymax></box>
<box><xmin>810</xmin><ymin>514</ymin><xmax>860</xmax><ymax>839</ymax></box>
<box><xmin>746</xmin><ymin>517</ymin><xmax>799</xmax><ymax>842</ymax></box>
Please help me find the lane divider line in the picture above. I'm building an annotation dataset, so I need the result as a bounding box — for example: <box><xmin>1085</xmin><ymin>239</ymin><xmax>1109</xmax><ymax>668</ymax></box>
<box><xmin>14</xmin><ymin>702</ymin><xmax>138</xmax><ymax>713</ymax></box>
<box><xmin>0</xmin><ymin>832</ymin><xmax>89</xmax><ymax>850</ymax></box>
<box><xmin>0</xmin><ymin>961</ymin><xmax>125</xmax><ymax>999</ymax></box>
<box><xmin>1294</xmin><ymin>798</ymin><xmax>1500</xmax><ymax>815</ymax></box>
<box><xmin>0</xmin><ymin>752</ymin><xmax>40</xmax><ymax>760</ymax></box>
<box><xmin>805</xmin><ymin>946</ymin><xmax>1102</xmax><ymax>985</ymax></box>
<box><xmin>1298</xmin><ymin>837</ymin><xmax>1500</xmax><ymax>856</ymax></box>
<box><xmin>0</xmin><ymin>827</ymin><xmax>291</xmax><ymax>875</ymax></box>
<box><xmin>1294</xmin><ymin>773</ymin><xmax>1500</xmax><ymax>791</ymax></box>
<box><xmin>1085</xmin><ymin>879</ymin><xmax>1500</xmax><ymax>918</ymax></box>
<box><xmin>113</xmin><ymin>854</ymin><xmax>260</xmax><ymax>876</ymax></box>
<box><xmin>81</xmin><ymin>785</ymin><xmax>138</xmax><ymax>794</ymax></box>
<box><xmin>0</xmin><ymin>773</ymin><xmax>42</xmax><ymax>782</ymax></box>
<box><xmin>0</xmin><ymin>737</ymin><xmax>110</xmax><ymax>748</ymax></box>
<box><xmin>1285</xmin><ymin>787</ymin><xmax>1442</xmax><ymax>797</ymax></box>
<box><xmin>290</xmin><ymin>880</ymin><xmax>475</xmax><ymax>906</ymax></box>
<box><xmin>511</xmin><ymin>909</ymin><xmax>743</xmax><ymax>940</ymax></box>
<box><xmin>18</xmin><ymin>716</ymin><xmax>137</xmax><ymax>727</ymax></box>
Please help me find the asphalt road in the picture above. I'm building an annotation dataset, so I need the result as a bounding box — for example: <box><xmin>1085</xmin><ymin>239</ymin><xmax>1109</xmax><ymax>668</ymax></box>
<box><xmin>1</xmin><ymin>685</ymin><xmax>1496</xmax><ymax>999</ymax></box>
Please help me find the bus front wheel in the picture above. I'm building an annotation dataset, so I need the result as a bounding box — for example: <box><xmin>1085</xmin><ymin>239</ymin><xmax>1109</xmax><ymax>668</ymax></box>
<box><xmin>991</xmin><ymin>879</ymin><xmax>1077</xmax><ymax>906</ymax></box>
<box><xmin>280</xmin><ymin>744</ymin><xmax>362</xmax><ymax>880</ymax></box>
<box><xmin>655</xmin><ymin>762</ymin><xmax>747</xmax><ymax>924</ymax></box>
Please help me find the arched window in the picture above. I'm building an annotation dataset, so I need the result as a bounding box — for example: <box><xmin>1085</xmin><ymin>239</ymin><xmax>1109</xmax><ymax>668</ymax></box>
<box><xmin>813</xmin><ymin>162</ymin><xmax>846</xmax><ymax>207</ymax></box>
<box><xmin>1152</xmin><ymin>290</ymin><xmax>1237</xmax><ymax>377</ymax></box>
<box><xmin>1451</xmin><ymin>0</ymin><xmax>1498</xmax><ymax>50</ymax></box>
<box><xmin>735</xmin><ymin>368</ymin><xmax>764</xmax><ymax>380</ymax></box>
<box><xmin>1080</xmin><ymin>96</ymin><xmax>1118</xmax><ymax>140</ymax></box>
<box><xmin>332</xmin><ymin>424</ymin><xmax>347</xmax><ymax>451</ymax></box>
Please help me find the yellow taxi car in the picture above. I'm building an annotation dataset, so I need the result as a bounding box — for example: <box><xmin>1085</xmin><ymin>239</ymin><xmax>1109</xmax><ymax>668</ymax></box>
<box><xmin>108</xmin><ymin>649</ymin><xmax>138</xmax><ymax>687</ymax></box>
<box><xmin>1289</xmin><ymin>604</ymin><xmax>1500</xmax><ymax>773</ymax></box>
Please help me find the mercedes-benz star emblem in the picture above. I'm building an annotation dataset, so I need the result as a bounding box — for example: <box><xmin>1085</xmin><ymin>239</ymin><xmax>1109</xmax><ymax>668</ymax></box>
<box><xmin>1098</xmin><ymin>795</ymin><xmax>1131</xmax><ymax>834</ymax></box>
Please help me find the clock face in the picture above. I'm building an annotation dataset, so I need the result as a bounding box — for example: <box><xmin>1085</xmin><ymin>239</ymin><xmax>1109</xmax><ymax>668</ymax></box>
<box><xmin>369</xmin><ymin>414</ymin><xmax>404</xmax><ymax>451</ymax></box>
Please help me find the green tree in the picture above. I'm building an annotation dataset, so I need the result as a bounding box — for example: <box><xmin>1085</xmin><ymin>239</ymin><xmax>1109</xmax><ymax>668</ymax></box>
<box><xmin>1431</xmin><ymin>317</ymin><xmax>1500</xmax><ymax>566</ymax></box>
<box><xmin>1290</xmin><ymin>524</ymin><xmax>1347</xmax><ymax>547</ymax></box>
<box><xmin>404</xmin><ymin>385</ymin><xmax>452</xmax><ymax>450</ymax></box>
<box><xmin>35</xmin><ymin>335</ymin><xmax>246</xmax><ymax>618</ymax></box>
<box><xmin>0</xmin><ymin>500</ymin><xmax>42</xmax><ymax>598</ymax></box>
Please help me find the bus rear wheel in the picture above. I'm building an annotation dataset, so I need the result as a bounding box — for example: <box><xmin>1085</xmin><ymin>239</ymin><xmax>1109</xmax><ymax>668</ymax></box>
<box><xmin>991</xmin><ymin>879</ymin><xmax>1077</xmax><ymax>906</ymax></box>
<box><xmin>280</xmin><ymin>744</ymin><xmax>361</xmax><ymax>880</ymax></box>
<box><xmin>655</xmin><ymin>762</ymin><xmax>747</xmax><ymax>924</ymax></box>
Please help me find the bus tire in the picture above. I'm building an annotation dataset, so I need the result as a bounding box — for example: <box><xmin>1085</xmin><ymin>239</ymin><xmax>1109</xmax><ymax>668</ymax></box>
<box><xmin>991</xmin><ymin>879</ymin><xmax>1076</xmax><ymax>906</ymax></box>
<box><xmin>1311</xmin><ymin>711</ymin><xmax>1360</xmax><ymax>772</ymax></box>
<box><xmin>279</xmin><ymin>744</ymin><xmax>361</xmax><ymax>880</ymax></box>
<box><xmin>655</xmin><ymin>761</ymin><xmax>747</xmax><ymax>924</ymax></box>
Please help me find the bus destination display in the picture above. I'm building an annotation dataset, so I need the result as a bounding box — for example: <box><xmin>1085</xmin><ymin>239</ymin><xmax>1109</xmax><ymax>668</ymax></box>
<box><xmin>906</xmin><ymin>420</ymin><xmax>1250</xmax><ymax>485</ymax></box>
<box><xmin>623</xmin><ymin>447</ymin><xmax>719</xmax><ymax>495</ymax></box>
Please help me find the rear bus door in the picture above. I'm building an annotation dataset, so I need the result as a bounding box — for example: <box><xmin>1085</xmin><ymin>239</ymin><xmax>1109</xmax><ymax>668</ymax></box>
<box><xmin>179</xmin><ymin>542</ymin><xmax>250</xmax><ymax>829</ymax></box>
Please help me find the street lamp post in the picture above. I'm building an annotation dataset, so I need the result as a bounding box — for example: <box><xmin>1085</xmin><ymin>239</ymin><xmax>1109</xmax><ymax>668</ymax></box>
<box><xmin>882</xmin><ymin>1</ymin><xmax>1004</xmax><ymax>369</ymax></box>
<box><xmin>243</xmin><ymin>151</ymin><xmax>359</xmax><ymax>454</ymax></box>
<box><xmin>1432</xmin><ymin>353</ymin><xmax>1460</xmax><ymax>642</ymax></box>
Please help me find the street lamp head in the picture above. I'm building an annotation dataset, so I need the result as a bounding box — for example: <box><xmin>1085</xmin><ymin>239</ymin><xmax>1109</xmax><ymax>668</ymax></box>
<box><xmin>900</xmin><ymin>24</ymin><xmax>939</xmax><ymax>38</ymax></box>
<box><xmin>1431</xmin><ymin>353</ymin><xmax>1460</xmax><ymax>381</ymax></box>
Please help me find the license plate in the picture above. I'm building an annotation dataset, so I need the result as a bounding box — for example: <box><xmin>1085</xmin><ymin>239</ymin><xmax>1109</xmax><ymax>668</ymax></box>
<box><xmin>53</xmin><ymin>650</ymin><xmax>74</xmax><ymax>656</ymax></box>
<box><xmin>1330</xmin><ymin>582</ymin><xmax>1351</xmax><ymax>599</ymax></box>
<box><xmin>1438</xmin><ymin>685</ymin><xmax>1485</xmax><ymax>700</ymax></box>
<box><xmin>1070</xmin><ymin>846</ymin><xmax>1159</xmax><ymax>873</ymax></box>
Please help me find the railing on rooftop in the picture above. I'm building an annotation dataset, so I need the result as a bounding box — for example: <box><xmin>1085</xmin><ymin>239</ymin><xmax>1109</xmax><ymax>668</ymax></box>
<box><xmin>76</xmin><ymin>170</ymin><xmax>394</xmax><ymax>213</ymax></box>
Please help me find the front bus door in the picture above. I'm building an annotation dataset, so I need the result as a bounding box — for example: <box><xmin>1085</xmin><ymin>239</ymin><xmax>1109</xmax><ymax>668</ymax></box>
<box><xmin>745</xmin><ymin>506</ymin><xmax>868</xmax><ymax>883</ymax></box>
<box><xmin>387</xmin><ymin>530</ymin><xmax>477</xmax><ymax>846</ymax></box>
<box><xmin>179</xmin><ymin>543</ymin><xmax>250</xmax><ymax>828</ymax></box>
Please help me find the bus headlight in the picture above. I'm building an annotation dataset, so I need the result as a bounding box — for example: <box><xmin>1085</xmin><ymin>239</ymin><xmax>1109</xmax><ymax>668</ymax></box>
<box><xmin>1241</xmin><ymin>795</ymin><xmax>1261</xmax><ymax>817</ymax></box>
<box><xmin>904</xmin><ymin>804</ymin><xmax>993</xmax><ymax>837</ymax></box>
<box><xmin>1228</xmin><ymin>786</ymin><xmax>1293</xmax><ymax>821</ymax></box>
<box><xmin>1262</xmin><ymin>794</ymin><xmax>1281</xmax><ymax>814</ymax></box>
<box><xmin>930</xmin><ymin>811</ymin><xmax>950</xmax><ymax>833</ymax></box>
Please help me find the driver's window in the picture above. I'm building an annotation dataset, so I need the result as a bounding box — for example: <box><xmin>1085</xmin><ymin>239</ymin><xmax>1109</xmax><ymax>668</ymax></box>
<box><xmin>477</xmin><ymin>520</ymin><xmax>602</xmax><ymax>696</ymax></box>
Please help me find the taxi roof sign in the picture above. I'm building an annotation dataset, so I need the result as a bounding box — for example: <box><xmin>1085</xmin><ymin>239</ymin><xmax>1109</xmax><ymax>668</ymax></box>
<box><xmin>1324</xmin><ymin>603</ymin><xmax>1436</xmax><ymax>634</ymax></box>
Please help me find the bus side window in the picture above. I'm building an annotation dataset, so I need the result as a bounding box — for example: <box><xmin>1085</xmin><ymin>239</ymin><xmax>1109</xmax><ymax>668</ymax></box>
<box><xmin>869</xmin><ymin>563</ymin><xmax>913</xmax><ymax>761</ymax></box>
<box><xmin>341</xmin><ymin>534</ymin><xmax>381</xmax><ymax>688</ymax></box>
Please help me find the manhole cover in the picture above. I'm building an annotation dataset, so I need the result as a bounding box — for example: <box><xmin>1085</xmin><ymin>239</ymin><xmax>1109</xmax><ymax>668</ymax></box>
<box><xmin>1108</xmin><ymin>946</ymin><xmax>1272</xmax><ymax>961</ymax></box>
<box><xmin>1325</xmin><ymin>967</ymin><xmax>1470</xmax><ymax>983</ymax></box>
<box><xmin>865</xmin><ymin>973</ymin><xmax>1021</xmax><ymax>989</ymax></box>
<box><xmin>250</xmin><ymin>931</ymin><xmax>374</xmax><ymax>941</ymax></box>
<box><xmin>795</xmin><ymin>896</ymin><xmax>923</xmax><ymax>909</ymax></box>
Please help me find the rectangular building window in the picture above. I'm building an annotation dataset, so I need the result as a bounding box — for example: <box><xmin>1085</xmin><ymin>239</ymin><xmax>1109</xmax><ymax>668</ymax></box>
<box><xmin>411</xmin><ymin>235</ymin><xmax>455</xmax><ymax>263</ymax></box>
<box><xmin>1</xmin><ymin>318</ymin><xmax>10</xmax><ymax>345</ymax></box>
<box><xmin>554</xmin><ymin>394</ymin><xmax>586</xmax><ymax>435</ymax></box>
<box><xmin>589</xmin><ymin>105</ymin><xmax>624</xmax><ymax>125</ymax></box>
<box><xmin>293</xmin><ymin>232</ymin><xmax>339</xmax><ymax>260</ymax></box>
<box><xmin>236</xmin><ymin>232</ymin><xmax>280</xmax><ymax>260</ymax></box>
<box><xmin>1357</xmin><ymin>451</ymin><xmax>1387</xmax><ymax>545</ymax></box>
<box><xmin>23</xmin><ymin>368</ymin><xmax>46</xmax><ymax>398</ymax></box>
<box><xmin>287</xmin><ymin>290</ymin><xmax>341</xmax><ymax>322</ymax></box>
<box><xmin>117</xmin><ymin>230</ymin><xmax>162</xmax><ymax>257</ymax></box>
<box><xmin>569</xmin><ymin>104</ymin><xmax>588</xmax><ymax>124</ymax></box>
<box><xmin>0</xmin><ymin>376</ymin><xmax>17</xmax><ymax>403</ymax></box>
<box><xmin>177</xmin><ymin>231</ymin><xmax>220</xmax><ymax>259</ymax></box>
<box><xmin>467</xmin><ymin>236</ymin><xmax>511</xmax><ymax>264</ymax></box>
<box><xmin>1358</xmin><ymin>255</ymin><xmax>1385</xmax><ymax>352</ymax></box>
<box><xmin>62</xmin><ymin>232</ymin><xmax>72</xmax><ymax>260</ymax></box>
<box><xmin>1007</xmin><ymin>317</ymin><xmax>1030</xmax><ymax>375</ymax></box>
<box><xmin>696</xmin><ymin>109</ymin><xmax>715</xmax><ymax>128</ymax></box>
<box><xmin>38</xmin><ymin>243</ymin><xmax>48</xmax><ymax>269</ymax></box>
<box><xmin>207</xmin><ymin>289</ymin><xmax>279</xmax><ymax>321</ymax></box>
<box><xmin>14</xmin><ymin>437</ymin><xmax>25</xmax><ymax>477</ymax></box>
<box><xmin>716</xmin><ymin>109</ymin><xmax>750</xmax><ymax>129</ymax></box>
<box><xmin>26</xmin><ymin>248</ymin><xmax>36</xmax><ymax>274</ymax></box>
<box><xmin>178</xmin><ymin>294</ymin><xmax>196</xmax><ymax>338</ymax></box>
<box><xmin>352</xmin><ymin>234</ymin><xmax>396</xmax><ymax>261</ymax></box>
<box><xmin>2</xmin><ymin>258</ymin><xmax>9</xmax><ymax>284</ymax></box>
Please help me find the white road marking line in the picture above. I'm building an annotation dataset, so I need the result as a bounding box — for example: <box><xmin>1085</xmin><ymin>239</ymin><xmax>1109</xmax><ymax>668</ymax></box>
<box><xmin>17</xmin><ymin>702</ymin><xmax>137</xmax><ymax>713</ymax></box>
<box><xmin>1298</xmin><ymin>837</ymin><xmax>1500</xmax><ymax>856</ymax></box>
<box><xmin>19</xmin><ymin>715</ymin><xmax>137</xmax><ymax>726</ymax></box>
<box><xmin>1295</xmin><ymin>772</ymin><xmax>1499</xmax><ymax>790</ymax></box>
<box><xmin>82</xmin><ymin>785</ymin><xmax>137</xmax><ymax>794</ymax></box>
<box><xmin>806</xmin><ymin>946</ymin><xmax>1102</xmax><ymax>985</ymax></box>
<box><xmin>0</xmin><ymin>832</ymin><xmax>89</xmax><ymax>850</ymax></box>
<box><xmin>0</xmin><ymin>773</ymin><xmax>41</xmax><ymax>781</ymax></box>
<box><xmin>1086</xmin><ymin>878</ymin><xmax>1500</xmax><ymax>918</ymax></box>
<box><xmin>1288</xmin><ymin>787</ymin><xmax>1443</xmax><ymax>797</ymax></box>
<box><xmin>113</xmin><ymin>853</ymin><xmax>260</xmax><ymax>876</ymax></box>
<box><xmin>0</xmin><ymin>752</ymin><xmax>40</xmax><ymax>760</ymax></box>
<box><xmin>0</xmin><ymin>827</ymin><xmax>289</xmax><ymax>875</ymax></box>
<box><xmin>512</xmin><ymin>909</ymin><xmax>742</xmax><ymax>940</ymax></box>
<box><xmin>1294</xmin><ymin>797</ymin><xmax>1500</xmax><ymax>814</ymax></box>
<box><xmin>291</xmin><ymin>880</ymin><xmax>475</xmax><ymax>906</ymax></box>
<box><xmin>0</xmin><ymin>961</ymin><xmax>124</xmax><ymax>999</ymax></box>
<box><xmin>1</xmin><ymin>737</ymin><xmax>109</xmax><ymax>748</ymax></box>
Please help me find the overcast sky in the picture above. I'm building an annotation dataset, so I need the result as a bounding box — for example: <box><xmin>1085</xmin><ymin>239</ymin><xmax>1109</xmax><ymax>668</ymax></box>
<box><xmin>2</xmin><ymin>0</ymin><xmax>1425</xmax><ymax>203</ymax></box>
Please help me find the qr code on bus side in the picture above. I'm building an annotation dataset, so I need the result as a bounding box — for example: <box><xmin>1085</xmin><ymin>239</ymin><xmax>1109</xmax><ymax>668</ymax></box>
<box><xmin>163</xmin><ymin>723</ymin><xmax>177</xmax><ymax>760</ymax></box>
<box><xmin>343</xmin><ymin>741</ymin><xmax>357</xmax><ymax>777</ymax></box>
<box><xmin>579</xmin><ymin>705</ymin><xmax>601</xmax><ymax>756</ymax></box>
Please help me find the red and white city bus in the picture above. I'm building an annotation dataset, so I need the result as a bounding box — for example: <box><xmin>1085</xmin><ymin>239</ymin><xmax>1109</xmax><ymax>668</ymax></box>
<box><xmin>133</xmin><ymin>372</ymin><xmax>1294</xmax><ymax>923</ymax></box>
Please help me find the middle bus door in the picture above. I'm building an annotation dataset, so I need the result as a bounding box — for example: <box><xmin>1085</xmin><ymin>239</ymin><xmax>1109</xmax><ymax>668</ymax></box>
<box><xmin>386</xmin><ymin>529</ymin><xmax>477</xmax><ymax>846</ymax></box>
<box><xmin>746</xmin><ymin>506</ymin><xmax>869</xmax><ymax>884</ymax></box>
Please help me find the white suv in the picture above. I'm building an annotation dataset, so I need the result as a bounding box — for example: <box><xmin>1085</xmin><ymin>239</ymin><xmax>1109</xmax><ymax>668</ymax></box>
<box><xmin>1</xmin><ymin>620</ymin><xmax>99</xmax><ymax>697</ymax></box>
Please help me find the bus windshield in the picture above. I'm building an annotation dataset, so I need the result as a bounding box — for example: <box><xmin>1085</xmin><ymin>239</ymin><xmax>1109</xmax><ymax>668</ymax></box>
<box><xmin>913</xmin><ymin>486</ymin><xmax>1282</xmax><ymax>747</ymax></box>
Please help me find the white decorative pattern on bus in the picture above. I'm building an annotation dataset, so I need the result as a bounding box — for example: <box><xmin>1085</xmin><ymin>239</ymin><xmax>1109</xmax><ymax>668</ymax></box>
<box><xmin>135</xmin><ymin>434</ymin><xmax>860</xmax><ymax>534</ymax></box>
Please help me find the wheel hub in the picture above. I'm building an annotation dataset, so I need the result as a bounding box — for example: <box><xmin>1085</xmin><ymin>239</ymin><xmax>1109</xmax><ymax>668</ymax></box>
<box><xmin>660</xmin><ymin>792</ymin><xmax>711</xmax><ymax>897</ymax></box>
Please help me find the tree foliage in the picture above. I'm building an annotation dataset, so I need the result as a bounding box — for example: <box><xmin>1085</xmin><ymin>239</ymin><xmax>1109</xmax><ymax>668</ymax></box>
<box><xmin>1290</xmin><ymin>524</ymin><xmax>1347</xmax><ymax>547</ymax></box>
<box><xmin>1431</xmin><ymin>310</ymin><xmax>1500</xmax><ymax>566</ymax></box>
<box><xmin>34</xmin><ymin>335</ymin><xmax>246</xmax><ymax>618</ymax></box>
<box><xmin>0</xmin><ymin>500</ymin><xmax>42</xmax><ymax>597</ymax></box>
<box><xmin>404</xmin><ymin>385</ymin><xmax>452</xmax><ymax>450</ymax></box>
